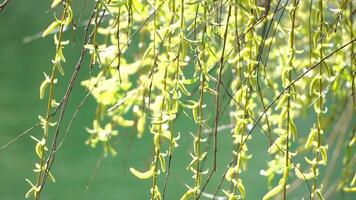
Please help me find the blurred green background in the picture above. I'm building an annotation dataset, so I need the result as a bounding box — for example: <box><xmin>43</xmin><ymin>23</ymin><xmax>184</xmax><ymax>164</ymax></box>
<box><xmin>0</xmin><ymin>2</ymin><xmax>354</xmax><ymax>200</ymax></box>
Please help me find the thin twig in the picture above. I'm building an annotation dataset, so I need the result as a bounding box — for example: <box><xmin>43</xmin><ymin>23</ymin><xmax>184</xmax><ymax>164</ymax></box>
<box><xmin>0</xmin><ymin>0</ymin><xmax>11</xmax><ymax>12</ymax></box>
<box><xmin>0</xmin><ymin>123</ymin><xmax>40</xmax><ymax>151</ymax></box>
<box><xmin>84</xmin><ymin>151</ymin><xmax>104</xmax><ymax>194</ymax></box>
<box><xmin>0</xmin><ymin>99</ymin><xmax>63</xmax><ymax>152</ymax></box>
<box><xmin>212</xmin><ymin>3</ymin><xmax>232</xmax><ymax>172</ymax></box>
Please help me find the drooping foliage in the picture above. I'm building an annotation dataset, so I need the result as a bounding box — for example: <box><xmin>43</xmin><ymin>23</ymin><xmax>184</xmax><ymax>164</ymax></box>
<box><xmin>1</xmin><ymin>0</ymin><xmax>355</xmax><ymax>199</ymax></box>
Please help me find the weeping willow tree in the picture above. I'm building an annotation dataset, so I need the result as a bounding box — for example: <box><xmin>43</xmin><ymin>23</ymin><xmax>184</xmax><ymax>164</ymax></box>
<box><xmin>1</xmin><ymin>0</ymin><xmax>355</xmax><ymax>199</ymax></box>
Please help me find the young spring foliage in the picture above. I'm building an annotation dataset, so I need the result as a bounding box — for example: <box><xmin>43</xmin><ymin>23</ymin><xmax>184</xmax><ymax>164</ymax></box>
<box><xmin>19</xmin><ymin>0</ymin><xmax>356</xmax><ymax>199</ymax></box>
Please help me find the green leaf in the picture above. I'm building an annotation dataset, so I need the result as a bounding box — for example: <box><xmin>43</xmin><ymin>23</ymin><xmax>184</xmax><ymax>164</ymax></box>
<box><xmin>130</xmin><ymin>166</ymin><xmax>154</xmax><ymax>179</ymax></box>
<box><xmin>42</xmin><ymin>21</ymin><xmax>60</xmax><ymax>37</ymax></box>
<box><xmin>39</xmin><ymin>73</ymin><xmax>54</xmax><ymax>99</ymax></box>
<box><xmin>262</xmin><ymin>184</ymin><xmax>283</xmax><ymax>200</ymax></box>
<box><xmin>51</xmin><ymin>0</ymin><xmax>61</xmax><ymax>8</ymax></box>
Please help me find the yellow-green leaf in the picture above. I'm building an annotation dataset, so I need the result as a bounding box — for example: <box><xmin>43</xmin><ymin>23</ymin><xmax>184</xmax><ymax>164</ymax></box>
<box><xmin>262</xmin><ymin>184</ymin><xmax>284</xmax><ymax>200</ymax></box>
<box><xmin>51</xmin><ymin>0</ymin><xmax>61</xmax><ymax>8</ymax></box>
<box><xmin>42</xmin><ymin>21</ymin><xmax>60</xmax><ymax>37</ymax></box>
<box><xmin>130</xmin><ymin>166</ymin><xmax>154</xmax><ymax>179</ymax></box>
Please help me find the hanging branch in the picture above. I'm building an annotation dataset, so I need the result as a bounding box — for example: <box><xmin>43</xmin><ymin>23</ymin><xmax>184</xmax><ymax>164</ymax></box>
<box><xmin>2</xmin><ymin>1</ymin><xmax>356</xmax><ymax>199</ymax></box>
